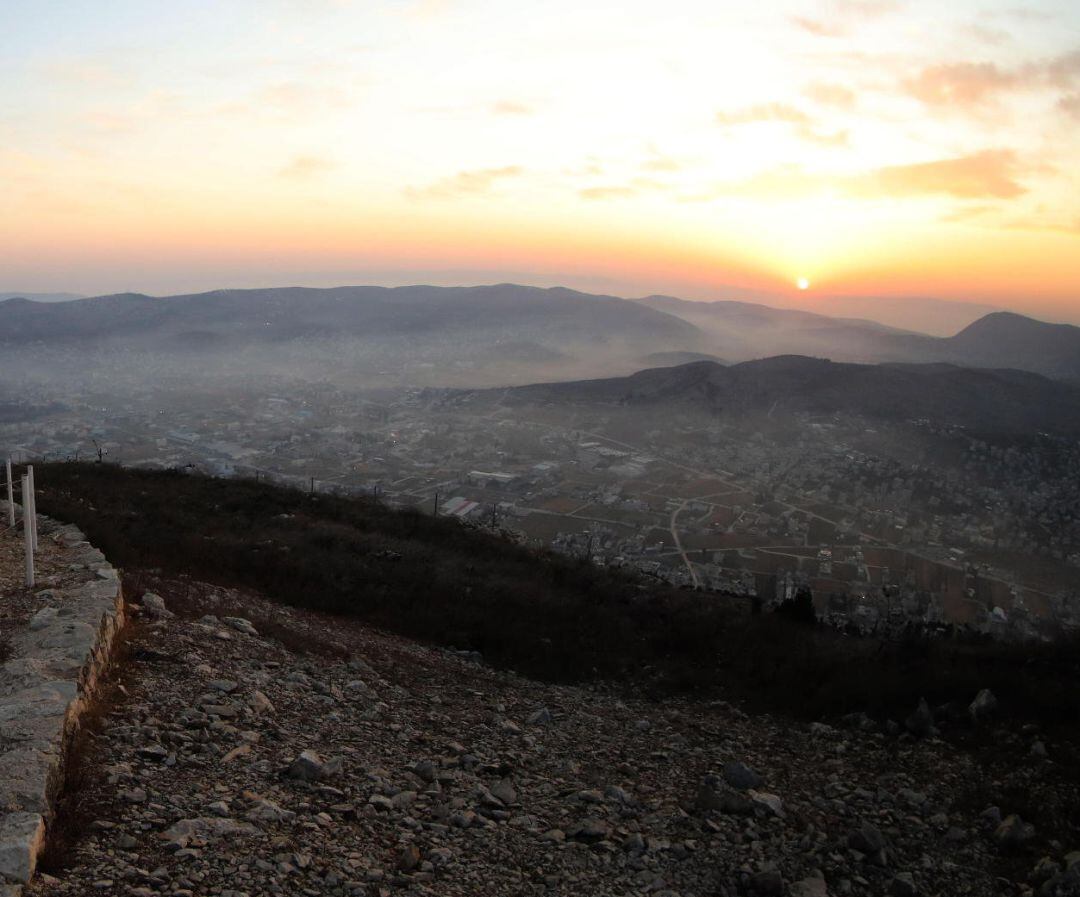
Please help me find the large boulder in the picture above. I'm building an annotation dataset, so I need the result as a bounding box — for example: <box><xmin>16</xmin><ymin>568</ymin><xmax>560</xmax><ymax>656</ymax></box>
<box><xmin>969</xmin><ymin>689</ymin><xmax>998</xmax><ymax>723</ymax></box>
<box><xmin>994</xmin><ymin>814</ymin><xmax>1036</xmax><ymax>852</ymax></box>
<box><xmin>905</xmin><ymin>698</ymin><xmax>935</xmax><ymax>738</ymax></box>
<box><xmin>723</xmin><ymin>761</ymin><xmax>764</xmax><ymax>791</ymax></box>
<box><xmin>141</xmin><ymin>592</ymin><xmax>173</xmax><ymax>621</ymax></box>
<box><xmin>159</xmin><ymin>817</ymin><xmax>256</xmax><ymax>850</ymax></box>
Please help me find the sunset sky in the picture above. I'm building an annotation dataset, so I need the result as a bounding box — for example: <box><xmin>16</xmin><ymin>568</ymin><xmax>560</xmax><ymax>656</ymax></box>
<box><xmin>3</xmin><ymin>1</ymin><xmax>1079</xmax><ymax>322</ymax></box>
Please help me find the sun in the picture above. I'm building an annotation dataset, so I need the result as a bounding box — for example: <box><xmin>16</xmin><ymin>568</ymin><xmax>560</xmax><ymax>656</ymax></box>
<box><xmin>797</xmin><ymin>277</ymin><xmax>810</xmax><ymax>291</ymax></box>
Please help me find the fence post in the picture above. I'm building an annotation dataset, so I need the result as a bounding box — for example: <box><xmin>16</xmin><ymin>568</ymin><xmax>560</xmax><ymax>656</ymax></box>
<box><xmin>5</xmin><ymin>458</ymin><xmax>12</xmax><ymax>527</ymax></box>
<box><xmin>22</xmin><ymin>476</ymin><xmax>33</xmax><ymax>587</ymax></box>
<box><xmin>27</xmin><ymin>465</ymin><xmax>38</xmax><ymax>552</ymax></box>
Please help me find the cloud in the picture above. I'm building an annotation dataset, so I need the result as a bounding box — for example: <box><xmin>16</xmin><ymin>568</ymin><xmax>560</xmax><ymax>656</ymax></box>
<box><xmin>904</xmin><ymin>51</ymin><xmax>1080</xmax><ymax>111</ymax></box>
<box><xmin>579</xmin><ymin>186</ymin><xmax>638</xmax><ymax>201</ymax></box>
<box><xmin>904</xmin><ymin>62</ymin><xmax>1020</xmax><ymax>108</ymax></box>
<box><xmin>940</xmin><ymin>204</ymin><xmax>998</xmax><ymax>224</ymax></box>
<box><xmin>490</xmin><ymin>100</ymin><xmax>534</xmax><ymax>116</ymax></box>
<box><xmin>257</xmin><ymin>81</ymin><xmax>350</xmax><ymax>114</ymax></box>
<box><xmin>1044</xmin><ymin>49</ymin><xmax>1080</xmax><ymax>88</ymax></box>
<box><xmin>799</xmin><ymin>127</ymin><xmax>846</xmax><ymax>146</ymax></box>
<box><xmin>279</xmin><ymin>154</ymin><xmax>337</xmax><ymax>179</ymax></box>
<box><xmin>1059</xmin><ymin>93</ymin><xmax>1080</xmax><ymax>119</ymax></box>
<box><xmin>790</xmin><ymin>2</ymin><xmax>897</xmax><ymax>38</ymax></box>
<box><xmin>803</xmin><ymin>82</ymin><xmax>857</xmax><ymax>109</ymax></box>
<box><xmin>642</xmin><ymin>154</ymin><xmax>682</xmax><ymax>173</ymax></box>
<box><xmin>691</xmin><ymin>149</ymin><xmax>1028</xmax><ymax>203</ymax></box>
<box><xmin>715</xmin><ymin>103</ymin><xmax>848</xmax><ymax>147</ymax></box>
<box><xmin>791</xmin><ymin>15</ymin><xmax>846</xmax><ymax>37</ymax></box>
<box><xmin>576</xmin><ymin>176</ymin><xmax>673</xmax><ymax>201</ymax></box>
<box><xmin>837</xmin><ymin>0</ymin><xmax>899</xmax><ymax>18</ymax></box>
<box><xmin>43</xmin><ymin>58</ymin><xmax>125</xmax><ymax>87</ymax></box>
<box><xmin>715</xmin><ymin>103</ymin><xmax>811</xmax><ymax>126</ymax></box>
<box><xmin>853</xmin><ymin>150</ymin><xmax>1026</xmax><ymax>199</ymax></box>
<box><xmin>406</xmin><ymin>166</ymin><xmax>523</xmax><ymax>199</ymax></box>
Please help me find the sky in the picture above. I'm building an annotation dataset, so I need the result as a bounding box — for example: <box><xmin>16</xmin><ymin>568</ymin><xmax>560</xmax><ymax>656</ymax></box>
<box><xmin>2</xmin><ymin>0</ymin><xmax>1080</xmax><ymax>323</ymax></box>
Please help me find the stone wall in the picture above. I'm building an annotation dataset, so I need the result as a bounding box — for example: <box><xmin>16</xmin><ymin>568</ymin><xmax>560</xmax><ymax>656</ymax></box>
<box><xmin>0</xmin><ymin>518</ymin><xmax>125</xmax><ymax>895</ymax></box>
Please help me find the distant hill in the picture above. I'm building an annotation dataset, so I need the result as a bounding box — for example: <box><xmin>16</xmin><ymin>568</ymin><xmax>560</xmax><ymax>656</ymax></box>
<box><xmin>0</xmin><ymin>284</ymin><xmax>704</xmax><ymax>388</ymax></box>
<box><xmin>446</xmin><ymin>356</ymin><xmax>1080</xmax><ymax>436</ymax></box>
<box><xmin>641</xmin><ymin>350</ymin><xmax>727</xmax><ymax>367</ymax></box>
<box><xmin>0</xmin><ymin>285</ymin><xmax>697</xmax><ymax>346</ymax></box>
<box><xmin>1</xmin><ymin>284</ymin><xmax>1076</xmax><ymax>387</ymax></box>
<box><xmin>641</xmin><ymin>296</ymin><xmax>1080</xmax><ymax>383</ymax></box>
<box><xmin>636</xmin><ymin>295</ymin><xmax>917</xmax><ymax>365</ymax></box>
<box><xmin>0</xmin><ymin>291</ymin><xmax>83</xmax><ymax>303</ymax></box>
<box><xmin>794</xmin><ymin>295</ymin><xmax>999</xmax><ymax>336</ymax></box>
<box><xmin>940</xmin><ymin>312</ymin><xmax>1080</xmax><ymax>382</ymax></box>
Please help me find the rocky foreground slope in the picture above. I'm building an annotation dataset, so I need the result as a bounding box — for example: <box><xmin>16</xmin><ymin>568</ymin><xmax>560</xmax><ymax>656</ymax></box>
<box><xmin>26</xmin><ymin>577</ymin><xmax>1080</xmax><ymax>897</ymax></box>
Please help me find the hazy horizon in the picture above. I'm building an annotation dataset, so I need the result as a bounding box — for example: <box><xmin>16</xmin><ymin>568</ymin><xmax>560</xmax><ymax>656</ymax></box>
<box><xmin>0</xmin><ymin>274</ymin><xmax>1029</xmax><ymax>337</ymax></box>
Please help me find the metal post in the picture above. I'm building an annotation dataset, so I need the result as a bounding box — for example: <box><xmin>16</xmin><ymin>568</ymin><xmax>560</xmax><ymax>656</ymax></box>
<box><xmin>5</xmin><ymin>458</ymin><xmax>13</xmax><ymax>527</ymax></box>
<box><xmin>432</xmin><ymin>491</ymin><xmax>439</xmax><ymax>517</ymax></box>
<box><xmin>27</xmin><ymin>465</ymin><xmax>38</xmax><ymax>552</ymax></box>
<box><xmin>22</xmin><ymin>476</ymin><xmax>33</xmax><ymax>587</ymax></box>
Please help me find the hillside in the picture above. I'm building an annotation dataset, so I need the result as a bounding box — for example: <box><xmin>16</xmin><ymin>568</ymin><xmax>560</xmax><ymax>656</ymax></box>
<box><xmin>943</xmin><ymin>312</ymin><xmax>1080</xmax><ymax>382</ymax></box>
<box><xmin>442</xmin><ymin>356</ymin><xmax>1080</xmax><ymax>437</ymax></box>
<box><xmin>32</xmin><ymin>462</ymin><xmax>1080</xmax><ymax>722</ymax></box>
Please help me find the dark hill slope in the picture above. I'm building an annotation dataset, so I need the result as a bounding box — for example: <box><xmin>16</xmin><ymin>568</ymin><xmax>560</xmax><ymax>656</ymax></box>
<box><xmin>31</xmin><ymin>462</ymin><xmax>1080</xmax><ymax>726</ymax></box>
<box><xmin>446</xmin><ymin>356</ymin><xmax>1080</xmax><ymax>436</ymax></box>
<box><xmin>942</xmin><ymin>312</ymin><xmax>1080</xmax><ymax>382</ymax></box>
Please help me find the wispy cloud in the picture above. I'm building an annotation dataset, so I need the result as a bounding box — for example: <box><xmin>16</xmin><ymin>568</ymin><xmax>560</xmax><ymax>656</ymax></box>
<box><xmin>490</xmin><ymin>100</ymin><xmax>534</xmax><ymax>116</ymax></box>
<box><xmin>278</xmin><ymin>154</ymin><xmax>337</xmax><ymax>179</ymax></box>
<box><xmin>257</xmin><ymin>81</ymin><xmax>351</xmax><ymax>114</ymax></box>
<box><xmin>791</xmin><ymin>1</ymin><xmax>897</xmax><ymax>38</ymax></box>
<box><xmin>940</xmin><ymin>204</ymin><xmax>998</xmax><ymax>224</ymax></box>
<box><xmin>690</xmin><ymin>149</ymin><xmax>1028</xmax><ymax>202</ymax></box>
<box><xmin>715</xmin><ymin>103</ymin><xmax>848</xmax><ymax>147</ymax></box>
<box><xmin>803</xmin><ymin>82</ymin><xmax>857</xmax><ymax>109</ymax></box>
<box><xmin>904</xmin><ymin>50</ymin><xmax>1080</xmax><ymax>111</ymax></box>
<box><xmin>579</xmin><ymin>186</ymin><xmax>638</xmax><ymax>201</ymax></box>
<box><xmin>1059</xmin><ymin>93</ymin><xmax>1080</xmax><ymax>118</ymax></box>
<box><xmin>578</xmin><ymin>176</ymin><xmax>676</xmax><ymax>201</ymax></box>
<box><xmin>1044</xmin><ymin>49</ymin><xmax>1080</xmax><ymax>88</ymax></box>
<box><xmin>854</xmin><ymin>150</ymin><xmax>1026</xmax><ymax>198</ymax></box>
<box><xmin>641</xmin><ymin>152</ymin><xmax>682</xmax><ymax>173</ymax></box>
<box><xmin>791</xmin><ymin>15</ymin><xmax>846</xmax><ymax>37</ymax></box>
<box><xmin>904</xmin><ymin>62</ymin><xmax>1020</xmax><ymax>108</ymax></box>
<box><xmin>715</xmin><ymin>103</ymin><xmax>811</xmax><ymax>126</ymax></box>
<box><xmin>406</xmin><ymin>165</ymin><xmax>523</xmax><ymax>199</ymax></box>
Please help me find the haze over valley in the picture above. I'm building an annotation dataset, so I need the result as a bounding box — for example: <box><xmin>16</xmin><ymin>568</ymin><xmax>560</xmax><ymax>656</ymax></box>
<box><xmin>2</xmin><ymin>284</ymin><xmax>1079</xmax><ymax>644</ymax></box>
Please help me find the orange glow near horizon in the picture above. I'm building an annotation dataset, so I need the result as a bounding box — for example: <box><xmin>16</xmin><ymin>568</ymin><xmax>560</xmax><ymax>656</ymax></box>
<box><xmin>2</xmin><ymin>2</ymin><xmax>1079</xmax><ymax>323</ymax></box>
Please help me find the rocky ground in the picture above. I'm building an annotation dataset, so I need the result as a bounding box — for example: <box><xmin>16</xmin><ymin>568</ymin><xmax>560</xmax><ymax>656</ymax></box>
<box><xmin>20</xmin><ymin>574</ymin><xmax>1080</xmax><ymax>897</ymax></box>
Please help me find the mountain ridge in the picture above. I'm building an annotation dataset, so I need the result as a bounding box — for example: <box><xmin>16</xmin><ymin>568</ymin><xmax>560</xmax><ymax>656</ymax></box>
<box><xmin>1</xmin><ymin>283</ymin><xmax>1076</xmax><ymax>384</ymax></box>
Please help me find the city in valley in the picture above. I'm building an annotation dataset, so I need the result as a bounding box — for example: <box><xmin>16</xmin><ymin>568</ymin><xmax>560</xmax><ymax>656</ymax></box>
<box><xmin>5</xmin><ymin>369</ymin><xmax>1078</xmax><ymax>641</ymax></box>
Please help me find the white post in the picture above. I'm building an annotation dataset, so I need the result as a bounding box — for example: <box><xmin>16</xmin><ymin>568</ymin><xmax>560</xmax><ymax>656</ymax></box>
<box><xmin>22</xmin><ymin>476</ymin><xmax>34</xmax><ymax>588</ymax></box>
<box><xmin>5</xmin><ymin>458</ymin><xmax>12</xmax><ymax>527</ymax></box>
<box><xmin>27</xmin><ymin>465</ymin><xmax>38</xmax><ymax>552</ymax></box>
